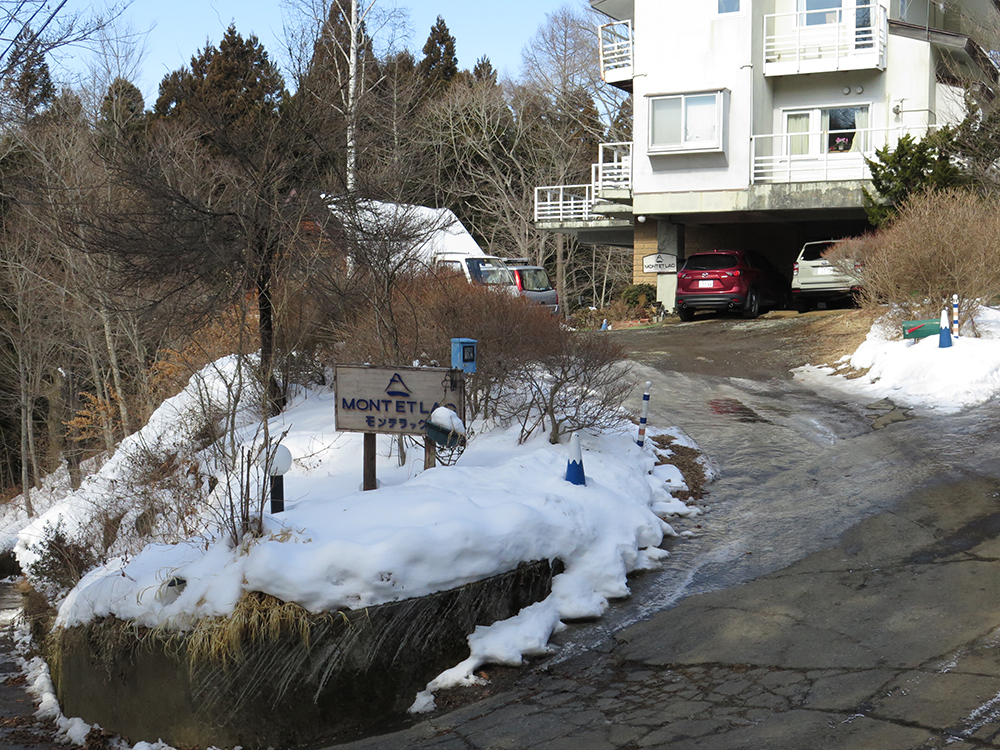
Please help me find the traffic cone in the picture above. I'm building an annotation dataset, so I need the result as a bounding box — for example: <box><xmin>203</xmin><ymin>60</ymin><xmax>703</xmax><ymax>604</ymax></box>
<box><xmin>939</xmin><ymin>309</ymin><xmax>952</xmax><ymax>349</ymax></box>
<box><xmin>565</xmin><ymin>433</ymin><xmax>586</xmax><ymax>486</ymax></box>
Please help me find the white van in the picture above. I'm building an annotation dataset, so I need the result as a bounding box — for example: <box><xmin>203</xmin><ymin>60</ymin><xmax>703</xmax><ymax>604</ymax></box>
<box><xmin>433</xmin><ymin>252</ymin><xmax>517</xmax><ymax>288</ymax></box>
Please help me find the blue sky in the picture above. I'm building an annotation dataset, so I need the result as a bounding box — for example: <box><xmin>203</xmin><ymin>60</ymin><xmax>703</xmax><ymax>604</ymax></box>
<box><xmin>56</xmin><ymin>0</ymin><xmax>580</xmax><ymax>102</ymax></box>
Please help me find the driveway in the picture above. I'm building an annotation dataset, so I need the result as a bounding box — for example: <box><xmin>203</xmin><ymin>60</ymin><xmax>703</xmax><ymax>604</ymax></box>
<box><xmin>329</xmin><ymin>312</ymin><xmax>1000</xmax><ymax>750</ymax></box>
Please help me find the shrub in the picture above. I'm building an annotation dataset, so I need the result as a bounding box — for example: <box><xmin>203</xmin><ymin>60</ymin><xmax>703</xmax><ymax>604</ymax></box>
<box><xmin>621</xmin><ymin>283</ymin><xmax>657</xmax><ymax>309</ymax></box>
<box><xmin>25</xmin><ymin>520</ymin><xmax>99</xmax><ymax>600</ymax></box>
<box><xmin>326</xmin><ymin>270</ymin><xmax>635</xmax><ymax>442</ymax></box>
<box><xmin>852</xmin><ymin>189</ymin><xmax>1000</xmax><ymax>330</ymax></box>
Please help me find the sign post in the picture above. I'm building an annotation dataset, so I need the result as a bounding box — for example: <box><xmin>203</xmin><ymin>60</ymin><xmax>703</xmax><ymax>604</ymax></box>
<box><xmin>335</xmin><ymin>365</ymin><xmax>464</xmax><ymax>489</ymax></box>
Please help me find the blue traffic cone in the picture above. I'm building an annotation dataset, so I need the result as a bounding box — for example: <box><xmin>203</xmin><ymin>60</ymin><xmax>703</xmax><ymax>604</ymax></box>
<box><xmin>939</xmin><ymin>309</ymin><xmax>952</xmax><ymax>349</ymax></box>
<box><xmin>565</xmin><ymin>433</ymin><xmax>586</xmax><ymax>486</ymax></box>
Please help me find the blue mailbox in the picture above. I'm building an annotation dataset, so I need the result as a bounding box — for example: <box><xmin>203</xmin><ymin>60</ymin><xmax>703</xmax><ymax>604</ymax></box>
<box><xmin>451</xmin><ymin>338</ymin><xmax>477</xmax><ymax>374</ymax></box>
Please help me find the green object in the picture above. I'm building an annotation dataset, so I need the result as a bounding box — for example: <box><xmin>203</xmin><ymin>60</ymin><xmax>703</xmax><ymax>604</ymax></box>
<box><xmin>902</xmin><ymin>318</ymin><xmax>941</xmax><ymax>339</ymax></box>
<box><xmin>425</xmin><ymin>421</ymin><xmax>465</xmax><ymax>448</ymax></box>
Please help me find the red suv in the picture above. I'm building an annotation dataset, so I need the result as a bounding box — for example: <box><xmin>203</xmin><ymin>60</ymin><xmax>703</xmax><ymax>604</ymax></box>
<box><xmin>675</xmin><ymin>249</ymin><xmax>788</xmax><ymax>321</ymax></box>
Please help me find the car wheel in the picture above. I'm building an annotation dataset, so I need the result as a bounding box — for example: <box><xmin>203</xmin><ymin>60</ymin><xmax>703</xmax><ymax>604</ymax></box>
<box><xmin>794</xmin><ymin>297</ymin><xmax>810</xmax><ymax>314</ymax></box>
<box><xmin>742</xmin><ymin>288</ymin><xmax>760</xmax><ymax>319</ymax></box>
<box><xmin>677</xmin><ymin>306</ymin><xmax>695</xmax><ymax>322</ymax></box>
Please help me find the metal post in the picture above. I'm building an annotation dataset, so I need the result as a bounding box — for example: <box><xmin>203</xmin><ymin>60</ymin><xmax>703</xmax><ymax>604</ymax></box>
<box><xmin>270</xmin><ymin>475</ymin><xmax>284</xmax><ymax>513</ymax></box>
<box><xmin>636</xmin><ymin>381</ymin><xmax>652</xmax><ymax>447</ymax></box>
<box><xmin>363</xmin><ymin>432</ymin><xmax>377</xmax><ymax>490</ymax></box>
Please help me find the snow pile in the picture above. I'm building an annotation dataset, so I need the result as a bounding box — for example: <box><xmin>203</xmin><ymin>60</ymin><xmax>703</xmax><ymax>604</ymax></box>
<box><xmin>796</xmin><ymin>306</ymin><xmax>1000</xmax><ymax>413</ymax></box>
<box><xmin>4</xmin><ymin>355</ymin><xmax>701</xmax><ymax>719</ymax></box>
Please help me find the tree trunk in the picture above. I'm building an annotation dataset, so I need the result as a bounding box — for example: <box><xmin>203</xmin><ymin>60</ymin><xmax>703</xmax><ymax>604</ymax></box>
<box><xmin>18</xmin><ymin>353</ymin><xmax>34</xmax><ymax>517</ymax></box>
<box><xmin>99</xmin><ymin>305</ymin><xmax>131</xmax><ymax>436</ymax></box>
<box><xmin>257</xmin><ymin>248</ymin><xmax>284</xmax><ymax>417</ymax></box>
<box><xmin>555</xmin><ymin>233</ymin><xmax>566</xmax><ymax>313</ymax></box>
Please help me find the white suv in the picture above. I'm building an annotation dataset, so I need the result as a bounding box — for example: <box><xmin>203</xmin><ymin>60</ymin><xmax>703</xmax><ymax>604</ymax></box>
<box><xmin>791</xmin><ymin>240</ymin><xmax>862</xmax><ymax>312</ymax></box>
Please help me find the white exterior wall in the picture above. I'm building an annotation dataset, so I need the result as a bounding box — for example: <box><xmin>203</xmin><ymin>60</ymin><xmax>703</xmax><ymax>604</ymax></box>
<box><xmin>627</xmin><ymin>0</ymin><xmax>987</xmax><ymax>205</ymax></box>
<box><xmin>631</xmin><ymin>1</ymin><xmax>757</xmax><ymax>198</ymax></box>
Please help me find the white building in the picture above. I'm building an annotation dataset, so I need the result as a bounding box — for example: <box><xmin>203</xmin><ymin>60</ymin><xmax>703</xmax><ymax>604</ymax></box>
<box><xmin>536</xmin><ymin>0</ymin><xmax>998</xmax><ymax>308</ymax></box>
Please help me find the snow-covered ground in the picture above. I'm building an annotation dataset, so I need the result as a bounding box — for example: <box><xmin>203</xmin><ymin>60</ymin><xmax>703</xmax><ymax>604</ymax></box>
<box><xmin>8</xmin><ymin>305</ymin><xmax>1000</xmax><ymax>749</ymax></box>
<box><xmin>795</xmin><ymin>307</ymin><xmax>1000</xmax><ymax>414</ymax></box>
<box><xmin>1</xmin><ymin>354</ymin><xmax>705</xmax><ymax>745</ymax></box>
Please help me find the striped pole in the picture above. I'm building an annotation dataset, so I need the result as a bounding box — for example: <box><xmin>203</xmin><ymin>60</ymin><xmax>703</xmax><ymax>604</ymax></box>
<box><xmin>636</xmin><ymin>381</ymin><xmax>652</xmax><ymax>447</ymax></box>
<box><xmin>952</xmin><ymin>294</ymin><xmax>959</xmax><ymax>337</ymax></box>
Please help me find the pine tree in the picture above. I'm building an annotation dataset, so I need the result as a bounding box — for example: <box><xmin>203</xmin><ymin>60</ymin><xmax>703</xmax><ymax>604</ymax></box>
<box><xmin>472</xmin><ymin>56</ymin><xmax>497</xmax><ymax>86</ymax></box>
<box><xmin>4</xmin><ymin>28</ymin><xmax>55</xmax><ymax>121</ymax></box>
<box><xmin>418</xmin><ymin>16</ymin><xmax>458</xmax><ymax>88</ymax></box>
<box><xmin>98</xmin><ymin>78</ymin><xmax>145</xmax><ymax>145</ymax></box>
<box><xmin>153</xmin><ymin>24</ymin><xmax>285</xmax><ymax>157</ymax></box>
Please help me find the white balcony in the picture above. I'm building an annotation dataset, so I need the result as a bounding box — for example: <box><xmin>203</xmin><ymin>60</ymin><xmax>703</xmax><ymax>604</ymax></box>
<box><xmin>535</xmin><ymin>143</ymin><xmax>633</xmax><ymax>223</ymax></box>
<box><xmin>764</xmin><ymin>4</ymin><xmax>887</xmax><ymax>76</ymax></box>
<box><xmin>599</xmin><ymin>20</ymin><xmax>633</xmax><ymax>86</ymax></box>
<box><xmin>596</xmin><ymin>142</ymin><xmax>632</xmax><ymax>195</ymax></box>
<box><xmin>535</xmin><ymin>184</ymin><xmax>595</xmax><ymax>223</ymax></box>
<box><xmin>752</xmin><ymin>125</ymin><xmax>928</xmax><ymax>184</ymax></box>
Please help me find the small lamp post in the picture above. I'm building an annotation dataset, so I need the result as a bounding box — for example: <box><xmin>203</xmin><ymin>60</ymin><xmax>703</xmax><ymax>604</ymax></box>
<box><xmin>265</xmin><ymin>443</ymin><xmax>293</xmax><ymax>513</ymax></box>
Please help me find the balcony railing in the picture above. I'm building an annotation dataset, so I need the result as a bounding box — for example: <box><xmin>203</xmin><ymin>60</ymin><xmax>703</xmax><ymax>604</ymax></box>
<box><xmin>535</xmin><ymin>184</ymin><xmax>595</xmax><ymax>222</ymax></box>
<box><xmin>752</xmin><ymin>125</ymin><xmax>929</xmax><ymax>183</ymax></box>
<box><xmin>599</xmin><ymin>20</ymin><xmax>633</xmax><ymax>84</ymax></box>
<box><xmin>535</xmin><ymin>142</ymin><xmax>633</xmax><ymax>223</ymax></box>
<box><xmin>596</xmin><ymin>142</ymin><xmax>632</xmax><ymax>193</ymax></box>
<box><xmin>764</xmin><ymin>4</ymin><xmax>887</xmax><ymax>75</ymax></box>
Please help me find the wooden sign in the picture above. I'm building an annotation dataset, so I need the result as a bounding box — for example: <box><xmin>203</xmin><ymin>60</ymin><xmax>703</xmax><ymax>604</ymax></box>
<box><xmin>334</xmin><ymin>365</ymin><xmax>463</xmax><ymax>435</ymax></box>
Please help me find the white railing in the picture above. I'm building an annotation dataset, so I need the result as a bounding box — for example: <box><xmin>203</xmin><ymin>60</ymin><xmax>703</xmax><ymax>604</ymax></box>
<box><xmin>599</xmin><ymin>20</ymin><xmax>633</xmax><ymax>82</ymax></box>
<box><xmin>535</xmin><ymin>142</ymin><xmax>633</xmax><ymax>222</ymax></box>
<box><xmin>596</xmin><ymin>141</ymin><xmax>632</xmax><ymax>193</ymax></box>
<box><xmin>751</xmin><ymin>125</ymin><xmax>930</xmax><ymax>183</ymax></box>
<box><xmin>535</xmin><ymin>184</ymin><xmax>594</xmax><ymax>222</ymax></box>
<box><xmin>764</xmin><ymin>4</ymin><xmax>887</xmax><ymax>74</ymax></box>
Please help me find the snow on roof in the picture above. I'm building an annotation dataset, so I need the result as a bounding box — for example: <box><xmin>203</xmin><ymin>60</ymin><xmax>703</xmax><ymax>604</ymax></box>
<box><xmin>324</xmin><ymin>197</ymin><xmax>487</xmax><ymax>264</ymax></box>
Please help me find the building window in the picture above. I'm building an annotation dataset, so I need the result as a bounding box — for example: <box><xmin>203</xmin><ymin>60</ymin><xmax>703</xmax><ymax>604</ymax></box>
<box><xmin>798</xmin><ymin>0</ymin><xmax>842</xmax><ymax>26</ymax></box>
<box><xmin>718</xmin><ymin>0</ymin><xmax>740</xmax><ymax>12</ymax></box>
<box><xmin>649</xmin><ymin>92</ymin><xmax>724</xmax><ymax>152</ymax></box>
<box><xmin>783</xmin><ymin>105</ymin><xmax>869</xmax><ymax>154</ymax></box>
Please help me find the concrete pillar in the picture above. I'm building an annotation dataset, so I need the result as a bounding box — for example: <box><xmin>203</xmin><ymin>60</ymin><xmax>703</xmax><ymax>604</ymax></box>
<box><xmin>656</xmin><ymin>221</ymin><xmax>682</xmax><ymax>311</ymax></box>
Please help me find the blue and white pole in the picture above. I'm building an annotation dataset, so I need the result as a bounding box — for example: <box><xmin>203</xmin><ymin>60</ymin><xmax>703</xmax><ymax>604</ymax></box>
<box><xmin>952</xmin><ymin>294</ymin><xmax>960</xmax><ymax>337</ymax></box>
<box><xmin>565</xmin><ymin>433</ymin><xmax>586</xmax><ymax>486</ymax></box>
<box><xmin>636</xmin><ymin>381</ymin><xmax>652</xmax><ymax>447</ymax></box>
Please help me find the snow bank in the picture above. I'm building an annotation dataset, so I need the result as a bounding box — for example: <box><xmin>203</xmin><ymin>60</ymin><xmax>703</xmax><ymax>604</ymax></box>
<box><xmin>796</xmin><ymin>306</ymin><xmax>1000</xmax><ymax>413</ymax></box>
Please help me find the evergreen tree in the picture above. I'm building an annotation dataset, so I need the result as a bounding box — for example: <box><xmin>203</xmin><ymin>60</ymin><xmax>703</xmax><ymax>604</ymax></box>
<box><xmin>153</xmin><ymin>24</ymin><xmax>285</xmax><ymax>157</ymax></box>
<box><xmin>4</xmin><ymin>28</ymin><xmax>55</xmax><ymax>120</ymax></box>
<box><xmin>98</xmin><ymin>77</ymin><xmax>145</xmax><ymax>147</ymax></box>
<box><xmin>419</xmin><ymin>16</ymin><xmax>458</xmax><ymax>88</ymax></box>
<box><xmin>472</xmin><ymin>56</ymin><xmax>497</xmax><ymax>86</ymax></box>
<box><xmin>863</xmin><ymin>133</ymin><xmax>964</xmax><ymax>227</ymax></box>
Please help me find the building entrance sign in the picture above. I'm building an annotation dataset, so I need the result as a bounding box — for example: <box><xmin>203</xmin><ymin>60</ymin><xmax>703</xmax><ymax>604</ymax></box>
<box><xmin>335</xmin><ymin>365</ymin><xmax>463</xmax><ymax>435</ymax></box>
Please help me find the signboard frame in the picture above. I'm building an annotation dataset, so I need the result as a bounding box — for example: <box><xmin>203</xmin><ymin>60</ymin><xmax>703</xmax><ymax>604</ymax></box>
<box><xmin>642</xmin><ymin>253</ymin><xmax>678</xmax><ymax>273</ymax></box>
<box><xmin>334</xmin><ymin>365</ymin><xmax>464</xmax><ymax>436</ymax></box>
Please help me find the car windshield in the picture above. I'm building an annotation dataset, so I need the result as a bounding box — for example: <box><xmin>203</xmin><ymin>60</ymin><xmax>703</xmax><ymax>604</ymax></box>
<box><xmin>466</xmin><ymin>258</ymin><xmax>515</xmax><ymax>286</ymax></box>
<box><xmin>800</xmin><ymin>242</ymin><xmax>836</xmax><ymax>262</ymax></box>
<box><xmin>518</xmin><ymin>269</ymin><xmax>552</xmax><ymax>291</ymax></box>
<box><xmin>683</xmin><ymin>254</ymin><xmax>739</xmax><ymax>271</ymax></box>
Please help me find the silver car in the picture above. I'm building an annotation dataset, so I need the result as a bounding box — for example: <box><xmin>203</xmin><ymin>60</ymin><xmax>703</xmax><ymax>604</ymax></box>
<box><xmin>791</xmin><ymin>240</ymin><xmax>862</xmax><ymax>312</ymax></box>
<box><xmin>507</xmin><ymin>264</ymin><xmax>560</xmax><ymax>315</ymax></box>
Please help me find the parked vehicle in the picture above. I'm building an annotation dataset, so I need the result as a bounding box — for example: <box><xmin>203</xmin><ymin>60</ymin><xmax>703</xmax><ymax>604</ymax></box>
<box><xmin>506</xmin><ymin>262</ymin><xmax>560</xmax><ymax>315</ymax></box>
<box><xmin>791</xmin><ymin>240</ymin><xmax>863</xmax><ymax>312</ymax></box>
<box><xmin>435</xmin><ymin>252</ymin><xmax>517</xmax><ymax>289</ymax></box>
<box><xmin>675</xmin><ymin>249</ymin><xmax>788</xmax><ymax>321</ymax></box>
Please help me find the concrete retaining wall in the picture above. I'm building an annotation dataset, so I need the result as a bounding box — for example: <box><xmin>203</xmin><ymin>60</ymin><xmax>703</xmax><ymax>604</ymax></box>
<box><xmin>49</xmin><ymin>559</ymin><xmax>559</xmax><ymax>749</ymax></box>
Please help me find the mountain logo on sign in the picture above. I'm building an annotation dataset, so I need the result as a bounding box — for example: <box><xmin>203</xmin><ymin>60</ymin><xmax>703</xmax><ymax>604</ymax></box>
<box><xmin>385</xmin><ymin>373</ymin><xmax>411</xmax><ymax>398</ymax></box>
